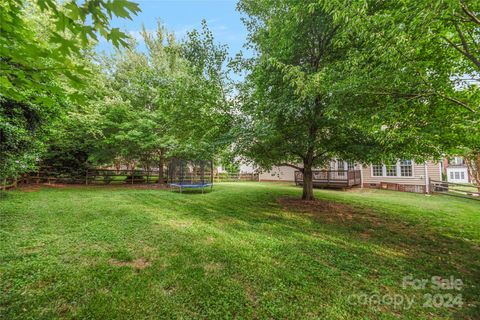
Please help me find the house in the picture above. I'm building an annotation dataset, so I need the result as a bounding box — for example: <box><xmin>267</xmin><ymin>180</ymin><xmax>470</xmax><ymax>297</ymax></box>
<box><xmin>361</xmin><ymin>160</ymin><xmax>441</xmax><ymax>193</ymax></box>
<box><xmin>258</xmin><ymin>159</ymin><xmax>442</xmax><ymax>193</ymax></box>
<box><xmin>443</xmin><ymin>157</ymin><xmax>471</xmax><ymax>184</ymax></box>
<box><xmin>216</xmin><ymin>160</ymin><xmax>257</xmax><ymax>174</ymax></box>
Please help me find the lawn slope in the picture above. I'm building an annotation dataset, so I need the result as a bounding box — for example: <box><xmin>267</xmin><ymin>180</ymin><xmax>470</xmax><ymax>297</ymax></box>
<box><xmin>0</xmin><ymin>183</ymin><xmax>479</xmax><ymax>319</ymax></box>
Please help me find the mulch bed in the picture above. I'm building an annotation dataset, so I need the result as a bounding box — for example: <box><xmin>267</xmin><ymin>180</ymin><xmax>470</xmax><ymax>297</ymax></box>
<box><xmin>277</xmin><ymin>197</ymin><xmax>358</xmax><ymax>221</ymax></box>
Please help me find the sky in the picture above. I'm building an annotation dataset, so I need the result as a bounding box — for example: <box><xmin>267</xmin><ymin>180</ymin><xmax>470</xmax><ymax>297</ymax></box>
<box><xmin>96</xmin><ymin>0</ymin><xmax>251</xmax><ymax>61</ymax></box>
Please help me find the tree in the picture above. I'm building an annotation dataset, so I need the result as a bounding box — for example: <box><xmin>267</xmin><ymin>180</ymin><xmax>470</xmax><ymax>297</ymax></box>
<box><xmin>41</xmin><ymin>61</ymin><xmax>108</xmax><ymax>174</ymax></box>
<box><xmin>236</xmin><ymin>0</ymin><xmax>380</xmax><ymax>200</ymax></box>
<box><xmin>322</xmin><ymin>0</ymin><xmax>480</xmax><ymax>188</ymax></box>
<box><xmin>98</xmin><ymin>21</ymin><xmax>231</xmax><ymax>181</ymax></box>
<box><xmin>1</xmin><ymin>0</ymin><xmax>140</xmax><ymax>103</ymax></box>
<box><xmin>1</xmin><ymin>0</ymin><xmax>139</xmax><ymax>179</ymax></box>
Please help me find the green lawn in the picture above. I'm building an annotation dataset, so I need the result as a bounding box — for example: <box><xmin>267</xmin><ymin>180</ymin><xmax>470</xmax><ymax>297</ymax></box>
<box><xmin>1</xmin><ymin>183</ymin><xmax>479</xmax><ymax>319</ymax></box>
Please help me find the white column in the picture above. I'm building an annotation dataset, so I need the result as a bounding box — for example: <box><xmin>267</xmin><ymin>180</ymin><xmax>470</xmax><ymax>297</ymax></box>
<box><xmin>424</xmin><ymin>162</ymin><xmax>430</xmax><ymax>194</ymax></box>
<box><xmin>360</xmin><ymin>165</ymin><xmax>364</xmax><ymax>188</ymax></box>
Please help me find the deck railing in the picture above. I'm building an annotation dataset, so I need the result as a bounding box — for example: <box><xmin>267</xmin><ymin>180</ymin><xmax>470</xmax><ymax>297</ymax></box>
<box><xmin>294</xmin><ymin>170</ymin><xmax>361</xmax><ymax>188</ymax></box>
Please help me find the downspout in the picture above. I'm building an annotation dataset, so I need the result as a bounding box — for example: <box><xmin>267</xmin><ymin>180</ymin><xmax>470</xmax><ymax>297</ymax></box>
<box><xmin>360</xmin><ymin>164</ymin><xmax>364</xmax><ymax>188</ymax></box>
<box><xmin>424</xmin><ymin>162</ymin><xmax>429</xmax><ymax>194</ymax></box>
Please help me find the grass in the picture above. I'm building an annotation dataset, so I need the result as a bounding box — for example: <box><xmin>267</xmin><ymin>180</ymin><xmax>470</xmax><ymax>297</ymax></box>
<box><xmin>0</xmin><ymin>182</ymin><xmax>479</xmax><ymax>319</ymax></box>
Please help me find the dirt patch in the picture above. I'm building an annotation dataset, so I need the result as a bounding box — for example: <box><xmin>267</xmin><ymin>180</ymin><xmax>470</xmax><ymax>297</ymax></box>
<box><xmin>359</xmin><ymin>231</ymin><xmax>372</xmax><ymax>239</ymax></box>
<box><xmin>18</xmin><ymin>184</ymin><xmax>43</xmax><ymax>192</ymax></box>
<box><xmin>205</xmin><ymin>236</ymin><xmax>215</xmax><ymax>244</ymax></box>
<box><xmin>217</xmin><ymin>216</ymin><xmax>239</xmax><ymax>225</ymax></box>
<box><xmin>244</xmin><ymin>282</ymin><xmax>258</xmax><ymax>307</ymax></box>
<box><xmin>16</xmin><ymin>183</ymin><xmax>170</xmax><ymax>191</ymax></box>
<box><xmin>108</xmin><ymin>257</ymin><xmax>151</xmax><ymax>270</ymax></box>
<box><xmin>56</xmin><ymin>302</ymin><xmax>77</xmax><ymax>315</ymax></box>
<box><xmin>204</xmin><ymin>262</ymin><xmax>223</xmax><ymax>273</ymax></box>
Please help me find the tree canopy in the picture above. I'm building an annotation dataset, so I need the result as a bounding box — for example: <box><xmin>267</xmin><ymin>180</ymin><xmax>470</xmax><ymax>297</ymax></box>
<box><xmin>1</xmin><ymin>0</ymin><xmax>479</xmax><ymax>196</ymax></box>
<box><xmin>1</xmin><ymin>0</ymin><xmax>139</xmax><ymax>180</ymax></box>
<box><xmin>236</xmin><ymin>0</ymin><xmax>392</xmax><ymax>199</ymax></box>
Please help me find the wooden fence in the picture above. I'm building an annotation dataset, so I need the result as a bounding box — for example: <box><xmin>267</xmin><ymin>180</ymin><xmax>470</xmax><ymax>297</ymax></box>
<box><xmin>430</xmin><ymin>179</ymin><xmax>480</xmax><ymax>201</ymax></box>
<box><xmin>214</xmin><ymin>173</ymin><xmax>258</xmax><ymax>182</ymax></box>
<box><xmin>22</xmin><ymin>168</ymin><xmax>166</xmax><ymax>185</ymax></box>
<box><xmin>1</xmin><ymin>168</ymin><xmax>258</xmax><ymax>190</ymax></box>
<box><xmin>0</xmin><ymin>178</ymin><xmax>18</xmax><ymax>191</ymax></box>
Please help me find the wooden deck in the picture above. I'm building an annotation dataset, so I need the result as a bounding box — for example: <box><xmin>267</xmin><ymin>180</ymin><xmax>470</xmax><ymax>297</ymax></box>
<box><xmin>294</xmin><ymin>170</ymin><xmax>361</xmax><ymax>188</ymax></box>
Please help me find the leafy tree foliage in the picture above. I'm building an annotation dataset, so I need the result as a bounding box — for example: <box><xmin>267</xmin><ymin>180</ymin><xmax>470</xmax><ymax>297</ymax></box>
<box><xmin>95</xmin><ymin>21</ymin><xmax>231</xmax><ymax>179</ymax></box>
<box><xmin>0</xmin><ymin>0</ymin><xmax>139</xmax><ymax>179</ymax></box>
<box><xmin>1</xmin><ymin>0</ymin><xmax>140</xmax><ymax>103</ymax></box>
<box><xmin>236</xmin><ymin>0</ymin><xmax>382</xmax><ymax>200</ymax></box>
<box><xmin>324</xmin><ymin>0</ymin><xmax>479</xmax><ymax>186</ymax></box>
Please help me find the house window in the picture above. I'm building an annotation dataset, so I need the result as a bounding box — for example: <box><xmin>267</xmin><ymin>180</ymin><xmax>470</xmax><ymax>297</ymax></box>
<box><xmin>348</xmin><ymin>162</ymin><xmax>355</xmax><ymax>171</ymax></box>
<box><xmin>385</xmin><ymin>164</ymin><xmax>397</xmax><ymax>177</ymax></box>
<box><xmin>400</xmin><ymin>160</ymin><xmax>413</xmax><ymax>177</ymax></box>
<box><xmin>451</xmin><ymin>157</ymin><xmax>465</xmax><ymax>165</ymax></box>
<box><xmin>372</xmin><ymin>160</ymin><xmax>414</xmax><ymax>177</ymax></box>
<box><xmin>372</xmin><ymin>165</ymin><xmax>383</xmax><ymax>177</ymax></box>
<box><xmin>337</xmin><ymin>160</ymin><xmax>345</xmax><ymax>176</ymax></box>
<box><xmin>455</xmin><ymin>172</ymin><xmax>460</xmax><ymax>179</ymax></box>
<box><xmin>461</xmin><ymin>172</ymin><xmax>465</xmax><ymax>179</ymax></box>
<box><xmin>450</xmin><ymin>172</ymin><xmax>454</xmax><ymax>180</ymax></box>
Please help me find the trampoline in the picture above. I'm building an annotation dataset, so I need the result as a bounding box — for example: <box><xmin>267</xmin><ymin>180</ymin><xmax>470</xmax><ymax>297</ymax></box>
<box><xmin>168</xmin><ymin>159</ymin><xmax>213</xmax><ymax>193</ymax></box>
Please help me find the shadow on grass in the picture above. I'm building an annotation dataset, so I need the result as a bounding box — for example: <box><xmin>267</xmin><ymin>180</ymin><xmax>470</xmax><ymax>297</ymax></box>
<box><xmin>1</xmin><ymin>184</ymin><xmax>479</xmax><ymax>319</ymax></box>
<box><xmin>112</xmin><ymin>186</ymin><xmax>480</xmax><ymax>318</ymax></box>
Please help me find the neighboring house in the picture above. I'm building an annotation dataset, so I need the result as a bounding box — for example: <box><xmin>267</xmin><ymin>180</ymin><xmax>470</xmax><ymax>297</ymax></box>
<box><xmin>259</xmin><ymin>165</ymin><xmax>297</xmax><ymax>182</ymax></box>
<box><xmin>216</xmin><ymin>160</ymin><xmax>257</xmax><ymax>174</ymax></box>
<box><xmin>259</xmin><ymin>159</ymin><xmax>442</xmax><ymax>193</ymax></box>
<box><xmin>443</xmin><ymin>157</ymin><xmax>471</xmax><ymax>184</ymax></box>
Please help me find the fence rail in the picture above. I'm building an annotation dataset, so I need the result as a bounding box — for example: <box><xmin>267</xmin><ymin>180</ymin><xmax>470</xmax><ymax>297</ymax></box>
<box><xmin>1</xmin><ymin>168</ymin><xmax>258</xmax><ymax>190</ymax></box>
<box><xmin>0</xmin><ymin>178</ymin><xmax>18</xmax><ymax>191</ymax></box>
<box><xmin>430</xmin><ymin>179</ymin><xmax>480</xmax><ymax>201</ymax></box>
<box><xmin>25</xmin><ymin>168</ymin><xmax>172</xmax><ymax>185</ymax></box>
<box><xmin>214</xmin><ymin>173</ymin><xmax>258</xmax><ymax>182</ymax></box>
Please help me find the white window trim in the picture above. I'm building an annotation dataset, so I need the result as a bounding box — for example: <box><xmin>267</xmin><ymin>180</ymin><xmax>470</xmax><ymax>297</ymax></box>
<box><xmin>335</xmin><ymin>159</ymin><xmax>357</xmax><ymax>171</ymax></box>
<box><xmin>371</xmin><ymin>164</ymin><xmax>384</xmax><ymax>177</ymax></box>
<box><xmin>370</xmin><ymin>161</ymin><xmax>415</xmax><ymax>178</ymax></box>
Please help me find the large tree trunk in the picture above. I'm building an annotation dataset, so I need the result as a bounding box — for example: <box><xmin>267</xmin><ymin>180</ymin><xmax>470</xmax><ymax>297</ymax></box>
<box><xmin>158</xmin><ymin>149</ymin><xmax>165</xmax><ymax>184</ymax></box>
<box><xmin>302</xmin><ymin>164</ymin><xmax>314</xmax><ymax>200</ymax></box>
<box><xmin>465</xmin><ymin>152</ymin><xmax>480</xmax><ymax>192</ymax></box>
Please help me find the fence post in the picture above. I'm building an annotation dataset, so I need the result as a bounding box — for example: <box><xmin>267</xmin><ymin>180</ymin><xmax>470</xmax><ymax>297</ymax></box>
<box><xmin>131</xmin><ymin>169</ymin><xmax>134</xmax><ymax>184</ymax></box>
<box><xmin>85</xmin><ymin>169</ymin><xmax>88</xmax><ymax>185</ymax></box>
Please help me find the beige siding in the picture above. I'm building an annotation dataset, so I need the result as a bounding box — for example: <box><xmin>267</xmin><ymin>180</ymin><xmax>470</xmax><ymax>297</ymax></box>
<box><xmin>362</xmin><ymin>161</ymin><xmax>441</xmax><ymax>185</ymax></box>
<box><xmin>428</xmin><ymin>161</ymin><xmax>442</xmax><ymax>181</ymax></box>
<box><xmin>260</xmin><ymin>161</ymin><xmax>441</xmax><ymax>185</ymax></box>
<box><xmin>259</xmin><ymin>166</ymin><xmax>296</xmax><ymax>181</ymax></box>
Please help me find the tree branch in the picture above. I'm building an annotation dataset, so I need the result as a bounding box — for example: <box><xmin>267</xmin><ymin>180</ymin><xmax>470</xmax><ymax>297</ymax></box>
<box><xmin>279</xmin><ymin>163</ymin><xmax>303</xmax><ymax>171</ymax></box>
<box><xmin>437</xmin><ymin>93</ymin><xmax>477</xmax><ymax>113</ymax></box>
<box><xmin>442</xmin><ymin>25</ymin><xmax>480</xmax><ymax>71</ymax></box>
<box><xmin>460</xmin><ymin>0</ymin><xmax>480</xmax><ymax>25</ymax></box>
<box><xmin>363</xmin><ymin>90</ymin><xmax>477</xmax><ymax>113</ymax></box>
<box><xmin>312</xmin><ymin>151</ymin><xmax>328</xmax><ymax>161</ymax></box>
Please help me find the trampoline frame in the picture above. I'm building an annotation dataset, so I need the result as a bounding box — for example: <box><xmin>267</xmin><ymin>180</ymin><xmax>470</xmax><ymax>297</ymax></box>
<box><xmin>168</xmin><ymin>159</ymin><xmax>213</xmax><ymax>193</ymax></box>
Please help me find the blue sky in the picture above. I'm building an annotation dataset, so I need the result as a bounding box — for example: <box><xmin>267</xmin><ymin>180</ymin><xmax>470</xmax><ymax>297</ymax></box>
<box><xmin>97</xmin><ymin>0</ymin><xmax>250</xmax><ymax>61</ymax></box>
